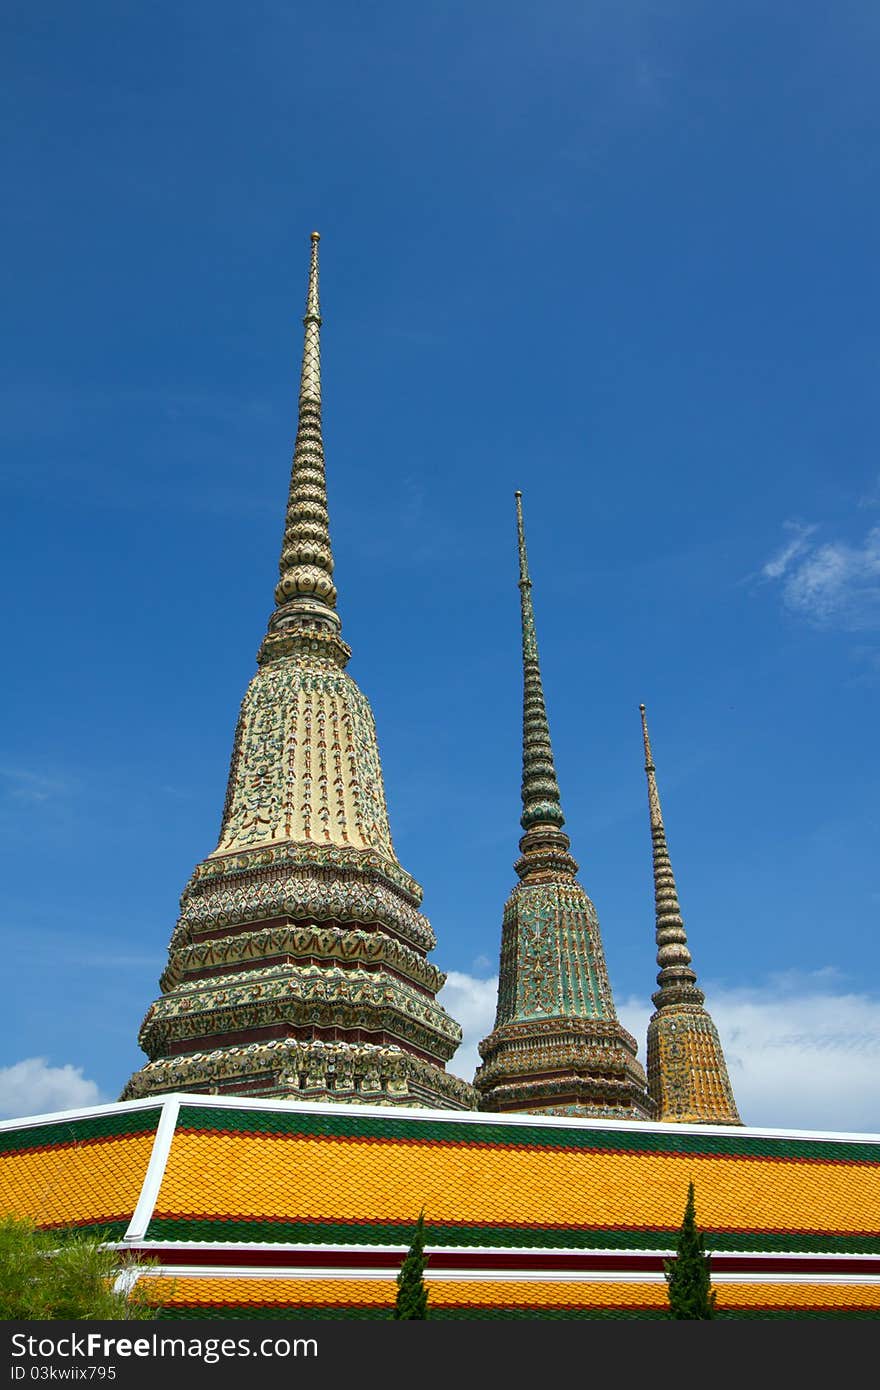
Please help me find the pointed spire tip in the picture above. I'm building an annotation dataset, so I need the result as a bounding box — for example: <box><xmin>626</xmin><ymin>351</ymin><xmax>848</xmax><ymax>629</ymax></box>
<box><xmin>264</xmin><ymin>222</ymin><xmax>339</xmax><ymax>646</ymax></box>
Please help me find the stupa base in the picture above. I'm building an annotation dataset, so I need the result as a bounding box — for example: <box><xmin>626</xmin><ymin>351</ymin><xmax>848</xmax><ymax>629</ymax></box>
<box><xmin>123</xmin><ymin>1037</ymin><xmax>478</xmax><ymax>1111</ymax></box>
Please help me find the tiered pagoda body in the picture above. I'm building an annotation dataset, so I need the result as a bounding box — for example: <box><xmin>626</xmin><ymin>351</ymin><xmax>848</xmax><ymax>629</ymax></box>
<box><xmin>639</xmin><ymin>705</ymin><xmax>741</xmax><ymax>1124</ymax></box>
<box><xmin>124</xmin><ymin>235</ymin><xmax>475</xmax><ymax>1109</ymax></box>
<box><xmin>474</xmin><ymin>495</ymin><xmax>653</xmax><ymax>1118</ymax></box>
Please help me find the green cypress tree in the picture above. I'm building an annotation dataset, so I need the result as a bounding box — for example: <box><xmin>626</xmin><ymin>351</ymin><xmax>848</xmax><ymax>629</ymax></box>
<box><xmin>393</xmin><ymin>1209</ymin><xmax>429</xmax><ymax>1320</ymax></box>
<box><xmin>664</xmin><ymin>1182</ymin><xmax>717</xmax><ymax>1319</ymax></box>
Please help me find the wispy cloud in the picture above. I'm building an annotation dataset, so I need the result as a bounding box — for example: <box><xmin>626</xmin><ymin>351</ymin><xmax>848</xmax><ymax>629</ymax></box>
<box><xmin>0</xmin><ymin>382</ymin><xmax>272</xmax><ymax>441</ymax></box>
<box><xmin>347</xmin><ymin>472</ymin><xmax>450</xmax><ymax>570</ymax></box>
<box><xmin>0</xmin><ymin>768</ymin><xmax>70</xmax><ymax>804</ymax></box>
<box><xmin>160</xmin><ymin>784</ymin><xmax>195</xmax><ymax>800</ymax></box>
<box><xmin>761</xmin><ymin>521</ymin><xmax>880</xmax><ymax>631</ymax></box>
<box><xmin>760</xmin><ymin>521</ymin><xmax>818</xmax><ymax>580</ymax></box>
<box><xmin>858</xmin><ymin>474</ymin><xmax>880</xmax><ymax>509</ymax></box>
<box><xmin>442</xmin><ymin>968</ymin><xmax>880</xmax><ymax>1133</ymax></box>
<box><xmin>0</xmin><ymin>1058</ymin><xmax>104</xmax><ymax>1120</ymax></box>
<box><xmin>2</xmin><ymin>923</ymin><xmax>159</xmax><ymax>974</ymax></box>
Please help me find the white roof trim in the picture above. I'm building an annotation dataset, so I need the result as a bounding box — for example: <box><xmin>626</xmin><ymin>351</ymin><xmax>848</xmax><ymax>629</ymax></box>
<box><xmin>124</xmin><ymin>1097</ymin><xmax>181</xmax><ymax>1242</ymax></box>
<box><xmin>134</xmin><ymin>1265</ymin><xmax>880</xmax><ymax>1287</ymax></box>
<box><xmin>0</xmin><ymin>1096</ymin><xmax>166</xmax><ymax>1132</ymax></box>
<box><xmin>0</xmin><ymin>1091</ymin><xmax>877</xmax><ymax>1145</ymax></box>
<box><xmin>118</xmin><ymin>1240</ymin><xmax>880</xmax><ymax>1263</ymax></box>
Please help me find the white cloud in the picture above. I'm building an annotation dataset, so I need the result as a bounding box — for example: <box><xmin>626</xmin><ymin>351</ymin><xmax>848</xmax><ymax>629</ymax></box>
<box><xmin>443</xmin><ymin>970</ymin><xmax>880</xmax><ymax>1134</ymax></box>
<box><xmin>0</xmin><ymin>1058</ymin><xmax>104</xmax><ymax>1120</ymax></box>
<box><xmin>440</xmin><ymin>971</ymin><xmax>499</xmax><ymax>1083</ymax></box>
<box><xmin>761</xmin><ymin>522</ymin><xmax>880</xmax><ymax>630</ymax></box>
<box><xmin>713</xmin><ymin>980</ymin><xmax>880</xmax><ymax>1132</ymax></box>
<box><xmin>761</xmin><ymin>521</ymin><xmax>818</xmax><ymax>580</ymax></box>
<box><xmin>782</xmin><ymin>527</ymin><xmax>880</xmax><ymax>629</ymax></box>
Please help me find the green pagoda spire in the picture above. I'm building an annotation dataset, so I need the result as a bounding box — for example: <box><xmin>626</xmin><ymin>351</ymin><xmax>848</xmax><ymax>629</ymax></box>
<box><xmin>474</xmin><ymin>494</ymin><xmax>652</xmax><ymax>1118</ymax></box>
<box><xmin>124</xmin><ymin>234</ymin><xmax>475</xmax><ymax>1110</ymax></box>
<box><xmin>516</xmin><ymin>492</ymin><xmax>564</xmax><ymax>832</ymax></box>
<box><xmin>640</xmin><ymin>704</ymin><xmax>741</xmax><ymax>1125</ymax></box>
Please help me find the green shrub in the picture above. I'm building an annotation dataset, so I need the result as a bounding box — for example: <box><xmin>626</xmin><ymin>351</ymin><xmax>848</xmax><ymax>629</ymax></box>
<box><xmin>0</xmin><ymin>1214</ymin><xmax>159</xmax><ymax>1320</ymax></box>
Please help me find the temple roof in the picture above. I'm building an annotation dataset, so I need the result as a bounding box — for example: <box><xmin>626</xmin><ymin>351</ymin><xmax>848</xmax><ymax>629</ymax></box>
<box><xmin>2</xmin><ymin>1095</ymin><xmax>879</xmax><ymax>1318</ymax></box>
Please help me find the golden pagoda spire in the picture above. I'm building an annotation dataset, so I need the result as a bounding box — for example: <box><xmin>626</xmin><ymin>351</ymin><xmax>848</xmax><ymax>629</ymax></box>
<box><xmin>639</xmin><ymin>704</ymin><xmax>741</xmax><ymax>1125</ymax></box>
<box><xmin>260</xmin><ymin>232</ymin><xmax>349</xmax><ymax>668</ymax></box>
<box><xmin>124</xmin><ymin>234</ymin><xmax>474</xmax><ymax>1111</ymax></box>
<box><xmin>639</xmin><ymin>704</ymin><xmax>700</xmax><ymax>1009</ymax></box>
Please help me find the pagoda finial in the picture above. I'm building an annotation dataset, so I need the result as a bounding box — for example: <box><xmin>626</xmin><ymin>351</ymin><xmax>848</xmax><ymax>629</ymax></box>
<box><xmin>260</xmin><ymin>232</ymin><xmax>349</xmax><ymax>667</ymax></box>
<box><xmin>515</xmin><ymin>493</ymin><xmax>565</xmax><ymax>836</ymax></box>
<box><xmin>299</xmin><ymin>231</ymin><xmax>322</xmax><ymax>402</ymax></box>
<box><xmin>639</xmin><ymin>703</ymin><xmax>701</xmax><ymax>1008</ymax></box>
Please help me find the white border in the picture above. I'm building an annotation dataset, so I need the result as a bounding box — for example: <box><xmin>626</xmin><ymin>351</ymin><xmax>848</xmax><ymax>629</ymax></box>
<box><xmin>124</xmin><ymin>1098</ymin><xmax>181</xmax><ymax>1242</ymax></box>
<box><xmin>0</xmin><ymin>1096</ymin><xmax>164</xmax><ymax>1133</ymax></box>
<box><xmin>134</xmin><ymin>1265</ymin><xmax>880</xmax><ymax>1287</ymax></box>
<box><xmin>1</xmin><ymin>1090</ymin><xmax>878</xmax><ymax>1145</ymax></box>
<box><xmin>119</xmin><ymin>1238</ymin><xmax>880</xmax><ymax>1265</ymax></box>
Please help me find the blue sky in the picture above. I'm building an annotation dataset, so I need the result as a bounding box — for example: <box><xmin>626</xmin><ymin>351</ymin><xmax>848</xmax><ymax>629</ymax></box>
<box><xmin>1</xmin><ymin>2</ymin><xmax>878</xmax><ymax>1130</ymax></box>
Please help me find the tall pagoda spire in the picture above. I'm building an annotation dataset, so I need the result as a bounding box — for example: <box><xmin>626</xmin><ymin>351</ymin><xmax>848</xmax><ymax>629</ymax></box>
<box><xmin>639</xmin><ymin>704</ymin><xmax>741</xmax><ymax>1124</ymax></box>
<box><xmin>516</xmin><ymin>492</ymin><xmax>565</xmax><ymax>833</ymax></box>
<box><xmin>124</xmin><ymin>234</ymin><xmax>475</xmax><ymax>1110</ymax></box>
<box><xmin>474</xmin><ymin>494</ymin><xmax>652</xmax><ymax>1118</ymax></box>
<box><xmin>259</xmin><ymin>232</ymin><xmax>349</xmax><ymax>670</ymax></box>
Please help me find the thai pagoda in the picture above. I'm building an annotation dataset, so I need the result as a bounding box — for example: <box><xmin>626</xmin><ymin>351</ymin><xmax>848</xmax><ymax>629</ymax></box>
<box><xmin>638</xmin><ymin>703</ymin><xmax>740</xmax><ymax>1124</ymax></box>
<box><xmin>124</xmin><ymin>232</ymin><xmax>739</xmax><ymax>1128</ymax></box>
<box><xmin>124</xmin><ymin>234</ymin><xmax>475</xmax><ymax>1109</ymax></box>
<box><xmin>474</xmin><ymin>494</ymin><xmax>653</xmax><ymax>1117</ymax></box>
<box><xmin>10</xmin><ymin>234</ymin><xmax>877</xmax><ymax>1325</ymax></box>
